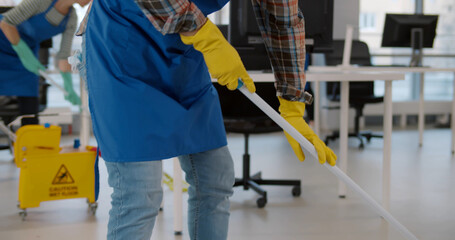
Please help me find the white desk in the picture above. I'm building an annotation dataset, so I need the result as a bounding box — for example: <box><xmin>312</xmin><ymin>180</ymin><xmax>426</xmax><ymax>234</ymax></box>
<box><xmin>250</xmin><ymin>71</ymin><xmax>405</xmax><ymax>210</ymax></box>
<box><xmin>310</xmin><ymin>66</ymin><xmax>455</xmax><ymax>152</ymax></box>
<box><xmin>122</xmin><ymin>71</ymin><xmax>405</xmax><ymax>235</ymax></box>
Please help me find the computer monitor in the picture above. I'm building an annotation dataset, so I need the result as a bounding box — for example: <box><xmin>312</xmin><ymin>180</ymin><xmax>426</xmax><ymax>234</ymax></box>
<box><xmin>228</xmin><ymin>0</ymin><xmax>270</xmax><ymax>70</ymax></box>
<box><xmin>229</xmin><ymin>0</ymin><xmax>334</xmax><ymax>71</ymax></box>
<box><xmin>301</xmin><ymin>0</ymin><xmax>334</xmax><ymax>53</ymax></box>
<box><xmin>381</xmin><ymin>13</ymin><xmax>438</xmax><ymax>66</ymax></box>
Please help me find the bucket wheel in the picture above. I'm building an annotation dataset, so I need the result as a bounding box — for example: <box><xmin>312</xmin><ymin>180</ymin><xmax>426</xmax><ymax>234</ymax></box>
<box><xmin>19</xmin><ymin>209</ymin><xmax>27</xmax><ymax>221</ymax></box>
<box><xmin>88</xmin><ymin>202</ymin><xmax>98</xmax><ymax>215</ymax></box>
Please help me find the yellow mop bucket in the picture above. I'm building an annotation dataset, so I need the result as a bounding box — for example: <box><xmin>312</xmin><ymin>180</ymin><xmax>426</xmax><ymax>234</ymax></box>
<box><xmin>14</xmin><ymin>124</ymin><xmax>97</xmax><ymax>219</ymax></box>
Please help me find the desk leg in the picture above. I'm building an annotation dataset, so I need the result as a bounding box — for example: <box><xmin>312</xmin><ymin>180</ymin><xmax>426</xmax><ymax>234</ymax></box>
<box><xmin>314</xmin><ymin>81</ymin><xmax>320</xmax><ymax>136</ymax></box>
<box><xmin>452</xmin><ymin>72</ymin><xmax>455</xmax><ymax>154</ymax></box>
<box><xmin>338</xmin><ymin>81</ymin><xmax>349</xmax><ymax>198</ymax></box>
<box><xmin>382</xmin><ymin>81</ymin><xmax>392</xmax><ymax>211</ymax></box>
<box><xmin>418</xmin><ymin>73</ymin><xmax>425</xmax><ymax>147</ymax></box>
<box><xmin>173</xmin><ymin>158</ymin><xmax>183</xmax><ymax>235</ymax></box>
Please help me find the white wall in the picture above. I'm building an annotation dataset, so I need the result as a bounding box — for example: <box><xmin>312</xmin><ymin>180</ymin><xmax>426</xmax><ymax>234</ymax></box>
<box><xmin>333</xmin><ymin>0</ymin><xmax>360</xmax><ymax>39</ymax></box>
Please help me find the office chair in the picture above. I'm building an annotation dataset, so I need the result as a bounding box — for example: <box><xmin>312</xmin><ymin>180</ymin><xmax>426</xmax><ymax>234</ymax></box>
<box><xmin>324</xmin><ymin>40</ymin><xmax>383</xmax><ymax>149</ymax></box>
<box><xmin>214</xmin><ymin>82</ymin><xmax>301</xmax><ymax>208</ymax></box>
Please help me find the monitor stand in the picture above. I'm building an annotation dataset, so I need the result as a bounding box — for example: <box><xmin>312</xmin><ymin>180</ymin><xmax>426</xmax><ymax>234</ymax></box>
<box><xmin>409</xmin><ymin>28</ymin><xmax>424</xmax><ymax>67</ymax></box>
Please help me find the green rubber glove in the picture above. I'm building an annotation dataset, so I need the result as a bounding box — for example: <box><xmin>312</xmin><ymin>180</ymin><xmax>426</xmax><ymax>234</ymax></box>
<box><xmin>61</xmin><ymin>72</ymin><xmax>81</xmax><ymax>106</ymax></box>
<box><xmin>180</xmin><ymin>19</ymin><xmax>256</xmax><ymax>93</ymax></box>
<box><xmin>278</xmin><ymin>97</ymin><xmax>337</xmax><ymax>166</ymax></box>
<box><xmin>11</xmin><ymin>39</ymin><xmax>45</xmax><ymax>75</ymax></box>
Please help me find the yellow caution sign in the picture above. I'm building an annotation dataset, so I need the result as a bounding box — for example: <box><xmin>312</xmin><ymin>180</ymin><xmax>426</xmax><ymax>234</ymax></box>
<box><xmin>15</xmin><ymin>125</ymin><xmax>97</xmax><ymax>210</ymax></box>
<box><xmin>52</xmin><ymin>164</ymin><xmax>75</xmax><ymax>185</ymax></box>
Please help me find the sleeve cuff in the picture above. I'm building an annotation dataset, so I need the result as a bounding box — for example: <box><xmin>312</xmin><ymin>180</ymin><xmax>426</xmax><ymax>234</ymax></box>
<box><xmin>45</xmin><ymin>7</ymin><xmax>65</xmax><ymax>26</ymax></box>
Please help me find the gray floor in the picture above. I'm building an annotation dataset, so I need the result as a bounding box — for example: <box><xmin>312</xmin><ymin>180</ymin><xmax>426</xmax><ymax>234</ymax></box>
<box><xmin>0</xmin><ymin>128</ymin><xmax>454</xmax><ymax>240</ymax></box>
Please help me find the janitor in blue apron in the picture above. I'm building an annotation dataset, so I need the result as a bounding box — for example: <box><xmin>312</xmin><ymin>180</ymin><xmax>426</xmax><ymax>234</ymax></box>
<box><xmin>77</xmin><ymin>0</ymin><xmax>255</xmax><ymax>239</ymax></box>
<box><xmin>0</xmin><ymin>0</ymin><xmax>88</xmax><ymax>125</ymax></box>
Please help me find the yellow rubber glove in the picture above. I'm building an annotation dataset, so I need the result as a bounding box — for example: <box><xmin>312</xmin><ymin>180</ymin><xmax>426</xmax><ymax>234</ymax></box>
<box><xmin>278</xmin><ymin>97</ymin><xmax>337</xmax><ymax>166</ymax></box>
<box><xmin>180</xmin><ymin>19</ymin><xmax>255</xmax><ymax>93</ymax></box>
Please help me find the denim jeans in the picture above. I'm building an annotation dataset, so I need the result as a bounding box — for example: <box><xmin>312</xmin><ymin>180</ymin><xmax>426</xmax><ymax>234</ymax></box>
<box><xmin>104</xmin><ymin>146</ymin><xmax>235</xmax><ymax>240</ymax></box>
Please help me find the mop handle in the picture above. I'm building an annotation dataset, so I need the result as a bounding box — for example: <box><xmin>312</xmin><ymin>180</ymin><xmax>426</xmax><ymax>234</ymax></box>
<box><xmin>236</xmin><ymin>81</ymin><xmax>418</xmax><ymax>240</ymax></box>
<box><xmin>0</xmin><ymin>121</ymin><xmax>16</xmax><ymax>142</ymax></box>
<box><xmin>39</xmin><ymin>70</ymin><xmax>69</xmax><ymax>96</ymax></box>
<box><xmin>1</xmin><ymin>112</ymin><xmax>75</xmax><ymax>142</ymax></box>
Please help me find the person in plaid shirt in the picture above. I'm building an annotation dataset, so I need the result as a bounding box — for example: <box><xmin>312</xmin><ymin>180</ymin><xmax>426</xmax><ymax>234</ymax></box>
<box><xmin>133</xmin><ymin>0</ymin><xmax>335</xmax><ymax>164</ymax></box>
<box><xmin>77</xmin><ymin>0</ymin><xmax>336</xmax><ymax>239</ymax></box>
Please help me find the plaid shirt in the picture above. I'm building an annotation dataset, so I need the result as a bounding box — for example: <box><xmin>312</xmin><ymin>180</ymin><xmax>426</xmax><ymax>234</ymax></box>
<box><xmin>76</xmin><ymin>0</ymin><xmax>205</xmax><ymax>35</ymax></box>
<box><xmin>134</xmin><ymin>0</ymin><xmax>206</xmax><ymax>34</ymax></box>
<box><xmin>77</xmin><ymin>0</ymin><xmax>306</xmax><ymax>101</ymax></box>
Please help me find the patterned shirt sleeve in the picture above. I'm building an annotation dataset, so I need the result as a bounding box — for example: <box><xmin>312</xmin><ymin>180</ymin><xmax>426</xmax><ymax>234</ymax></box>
<box><xmin>251</xmin><ymin>0</ymin><xmax>307</xmax><ymax>102</ymax></box>
<box><xmin>77</xmin><ymin>0</ymin><xmax>206</xmax><ymax>36</ymax></box>
<box><xmin>134</xmin><ymin>0</ymin><xmax>206</xmax><ymax>34</ymax></box>
<box><xmin>56</xmin><ymin>9</ymin><xmax>77</xmax><ymax>60</ymax></box>
<box><xmin>2</xmin><ymin>0</ymin><xmax>40</xmax><ymax>26</ymax></box>
<box><xmin>2</xmin><ymin>0</ymin><xmax>76</xmax><ymax>61</ymax></box>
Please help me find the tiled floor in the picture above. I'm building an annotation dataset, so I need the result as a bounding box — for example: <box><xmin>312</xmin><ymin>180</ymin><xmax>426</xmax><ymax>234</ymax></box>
<box><xmin>0</xmin><ymin>128</ymin><xmax>454</xmax><ymax>239</ymax></box>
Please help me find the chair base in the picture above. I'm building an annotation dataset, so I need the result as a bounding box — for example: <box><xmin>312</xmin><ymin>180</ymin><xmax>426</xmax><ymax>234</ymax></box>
<box><xmin>325</xmin><ymin>130</ymin><xmax>382</xmax><ymax>149</ymax></box>
<box><xmin>231</xmin><ymin>133</ymin><xmax>302</xmax><ymax>208</ymax></box>
<box><xmin>0</xmin><ymin>136</ymin><xmax>13</xmax><ymax>153</ymax></box>
<box><xmin>234</xmin><ymin>169</ymin><xmax>301</xmax><ymax>208</ymax></box>
<box><xmin>0</xmin><ymin>145</ymin><xmax>9</xmax><ymax>150</ymax></box>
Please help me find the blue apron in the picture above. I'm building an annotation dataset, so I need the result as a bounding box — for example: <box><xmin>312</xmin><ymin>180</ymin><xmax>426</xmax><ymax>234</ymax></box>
<box><xmin>84</xmin><ymin>0</ymin><xmax>229</xmax><ymax>162</ymax></box>
<box><xmin>0</xmin><ymin>0</ymin><xmax>70</xmax><ymax>97</ymax></box>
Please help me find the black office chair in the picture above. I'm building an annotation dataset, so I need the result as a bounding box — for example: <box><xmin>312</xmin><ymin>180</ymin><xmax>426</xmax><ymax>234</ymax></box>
<box><xmin>324</xmin><ymin>40</ymin><xmax>383</xmax><ymax>149</ymax></box>
<box><xmin>0</xmin><ymin>66</ymin><xmax>50</xmax><ymax>152</ymax></box>
<box><xmin>214</xmin><ymin>82</ymin><xmax>301</xmax><ymax>208</ymax></box>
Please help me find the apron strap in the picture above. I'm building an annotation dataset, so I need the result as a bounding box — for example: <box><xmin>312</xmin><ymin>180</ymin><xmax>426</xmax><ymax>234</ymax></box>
<box><xmin>94</xmin><ymin>148</ymin><xmax>100</xmax><ymax>201</ymax></box>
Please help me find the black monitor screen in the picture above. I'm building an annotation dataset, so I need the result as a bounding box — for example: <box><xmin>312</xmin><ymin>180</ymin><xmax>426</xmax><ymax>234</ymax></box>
<box><xmin>229</xmin><ymin>0</ymin><xmax>334</xmax><ymax>70</ymax></box>
<box><xmin>301</xmin><ymin>0</ymin><xmax>334</xmax><ymax>52</ymax></box>
<box><xmin>229</xmin><ymin>0</ymin><xmax>269</xmax><ymax>70</ymax></box>
<box><xmin>381</xmin><ymin>14</ymin><xmax>438</xmax><ymax>48</ymax></box>
<box><xmin>229</xmin><ymin>0</ymin><xmax>261</xmax><ymax>47</ymax></box>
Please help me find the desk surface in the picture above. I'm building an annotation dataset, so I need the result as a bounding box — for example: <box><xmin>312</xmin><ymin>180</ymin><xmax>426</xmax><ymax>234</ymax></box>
<box><xmin>309</xmin><ymin>66</ymin><xmax>455</xmax><ymax>73</ymax></box>
<box><xmin>248</xmin><ymin>71</ymin><xmax>405</xmax><ymax>82</ymax></box>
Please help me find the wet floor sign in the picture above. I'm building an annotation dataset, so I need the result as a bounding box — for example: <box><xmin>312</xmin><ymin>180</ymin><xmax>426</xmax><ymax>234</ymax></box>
<box><xmin>49</xmin><ymin>165</ymin><xmax>79</xmax><ymax>198</ymax></box>
<box><xmin>52</xmin><ymin>165</ymin><xmax>75</xmax><ymax>185</ymax></box>
<box><xmin>15</xmin><ymin>125</ymin><xmax>97</xmax><ymax>211</ymax></box>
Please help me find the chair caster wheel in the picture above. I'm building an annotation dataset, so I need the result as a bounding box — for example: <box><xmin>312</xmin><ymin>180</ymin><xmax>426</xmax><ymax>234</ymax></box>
<box><xmin>359</xmin><ymin>143</ymin><xmax>364</xmax><ymax>150</ymax></box>
<box><xmin>256</xmin><ymin>197</ymin><xmax>267</xmax><ymax>208</ymax></box>
<box><xmin>292</xmin><ymin>186</ymin><xmax>301</xmax><ymax>197</ymax></box>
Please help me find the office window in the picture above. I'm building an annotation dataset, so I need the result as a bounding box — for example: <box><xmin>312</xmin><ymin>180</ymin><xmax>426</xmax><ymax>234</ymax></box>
<box><xmin>0</xmin><ymin>0</ymin><xmax>15</xmax><ymax>6</ymax></box>
<box><xmin>359</xmin><ymin>0</ymin><xmax>416</xmax><ymax>101</ymax></box>
<box><xmin>360</xmin><ymin>0</ymin><xmax>455</xmax><ymax>101</ymax></box>
<box><xmin>422</xmin><ymin>0</ymin><xmax>455</xmax><ymax>100</ymax></box>
<box><xmin>359</xmin><ymin>12</ymin><xmax>377</xmax><ymax>31</ymax></box>
<box><xmin>208</xmin><ymin>3</ymin><xmax>230</xmax><ymax>25</ymax></box>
